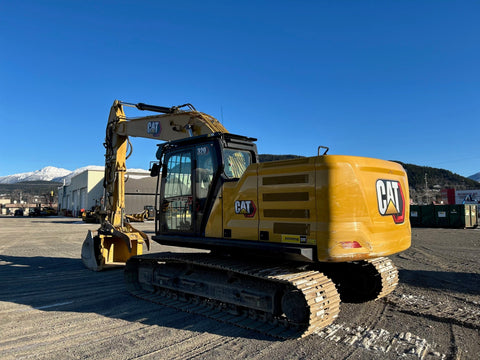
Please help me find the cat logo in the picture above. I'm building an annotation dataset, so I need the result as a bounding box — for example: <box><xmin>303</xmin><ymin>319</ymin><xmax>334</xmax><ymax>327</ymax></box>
<box><xmin>376</xmin><ymin>179</ymin><xmax>405</xmax><ymax>224</ymax></box>
<box><xmin>147</xmin><ymin>121</ymin><xmax>161</xmax><ymax>137</ymax></box>
<box><xmin>234</xmin><ymin>200</ymin><xmax>256</xmax><ymax>218</ymax></box>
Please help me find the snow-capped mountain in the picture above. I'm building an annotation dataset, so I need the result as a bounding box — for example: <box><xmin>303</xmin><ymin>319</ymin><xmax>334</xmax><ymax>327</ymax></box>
<box><xmin>0</xmin><ymin>166</ymin><xmax>72</xmax><ymax>184</ymax></box>
<box><xmin>52</xmin><ymin>166</ymin><xmax>105</xmax><ymax>184</ymax></box>
<box><xmin>0</xmin><ymin>166</ymin><xmax>150</xmax><ymax>185</ymax></box>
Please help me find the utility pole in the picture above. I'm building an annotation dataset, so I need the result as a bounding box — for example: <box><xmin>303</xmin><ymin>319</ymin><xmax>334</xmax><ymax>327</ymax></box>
<box><xmin>424</xmin><ymin>174</ymin><xmax>428</xmax><ymax>204</ymax></box>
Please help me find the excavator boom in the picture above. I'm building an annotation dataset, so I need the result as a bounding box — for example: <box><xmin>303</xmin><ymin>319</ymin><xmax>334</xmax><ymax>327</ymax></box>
<box><xmin>81</xmin><ymin>100</ymin><xmax>227</xmax><ymax>271</ymax></box>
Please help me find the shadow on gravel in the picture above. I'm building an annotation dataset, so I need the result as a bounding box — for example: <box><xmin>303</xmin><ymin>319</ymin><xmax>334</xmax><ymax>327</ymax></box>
<box><xmin>399</xmin><ymin>269</ymin><xmax>480</xmax><ymax>295</ymax></box>
<box><xmin>0</xmin><ymin>254</ymin><xmax>270</xmax><ymax>341</ymax></box>
<box><xmin>0</xmin><ymin>217</ymin><xmax>68</xmax><ymax>221</ymax></box>
<box><xmin>33</xmin><ymin>220</ymin><xmax>86</xmax><ymax>224</ymax></box>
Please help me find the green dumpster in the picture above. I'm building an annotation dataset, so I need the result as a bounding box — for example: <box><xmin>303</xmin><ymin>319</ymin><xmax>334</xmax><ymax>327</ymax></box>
<box><xmin>420</xmin><ymin>205</ymin><xmax>435</xmax><ymax>227</ymax></box>
<box><xmin>449</xmin><ymin>205</ymin><xmax>463</xmax><ymax>228</ymax></box>
<box><xmin>410</xmin><ymin>205</ymin><xmax>422</xmax><ymax>227</ymax></box>
<box><xmin>434</xmin><ymin>205</ymin><xmax>450</xmax><ymax>227</ymax></box>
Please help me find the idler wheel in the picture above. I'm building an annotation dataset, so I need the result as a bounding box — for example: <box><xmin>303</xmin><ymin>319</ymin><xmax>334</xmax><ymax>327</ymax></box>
<box><xmin>281</xmin><ymin>290</ymin><xmax>309</xmax><ymax>324</ymax></box>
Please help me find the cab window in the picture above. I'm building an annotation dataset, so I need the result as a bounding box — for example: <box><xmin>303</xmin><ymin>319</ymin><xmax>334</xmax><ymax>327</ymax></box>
<box><xmin>162</xmin><ymin>151</ymin><xmax>193</xmax><ymax>232</ymax></box>
<box><xmin>196</xmin><ymin>144</ymin><xmax>216</xmax><ymax>199</ymax></box>
<box><xmin>223</xmin><ymin>149</ymin><xmax>251</xmax><ymax>178</ymax></box>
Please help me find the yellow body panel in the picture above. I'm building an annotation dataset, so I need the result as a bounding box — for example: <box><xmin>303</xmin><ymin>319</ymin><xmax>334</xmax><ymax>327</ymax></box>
<box><xmin>314</xmin><ymin>155</ymin><xmax>410</xmax><ymax>261</ymax></box>
<box><xmin>205</xmin><ymin>191</ymin><xmax>224</xmax><ymax>238</ymax></box>
<box><xmin>206</xmin><ymin>155</ymin><xmax>411</xmax><ymax>262</ymax></box>
<box><xmin>221</xmin><ymin>166</ymin><xmax>260</xmax><ymax>240</ymax></box>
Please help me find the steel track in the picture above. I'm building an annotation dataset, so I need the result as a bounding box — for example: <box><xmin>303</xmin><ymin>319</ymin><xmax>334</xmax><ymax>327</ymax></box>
<box><xmin>365</xmin><ymin>257</ymin><xmax>399</xmax><ymax>300</ymax></box>
<box><xmin>319</xmin><ymin>256</ymin><xmax>399</xmax><ymax>303</ymax></box>
<box><xmin>125</xmin><ymin>252</ymin><xmax>341</xmax><ymax>339</ymax></box>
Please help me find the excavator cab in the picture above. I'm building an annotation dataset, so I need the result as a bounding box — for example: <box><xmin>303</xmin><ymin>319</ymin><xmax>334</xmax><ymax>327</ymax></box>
<box><xmin>155</xmin><ymin>133</ymin><xmax>258</xmax><ymax>237</ymax></box>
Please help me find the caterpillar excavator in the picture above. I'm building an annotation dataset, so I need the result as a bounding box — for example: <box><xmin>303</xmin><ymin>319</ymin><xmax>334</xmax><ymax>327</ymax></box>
<box><xmin>81</xmin><ymin>100</ymin><xmax>411</xmax><ymax>338</ymax></box>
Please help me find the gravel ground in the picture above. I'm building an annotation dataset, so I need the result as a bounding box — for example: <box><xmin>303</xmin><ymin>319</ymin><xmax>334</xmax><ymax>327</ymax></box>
<box><xmin>0</xmin><ymin>217</ymin><xmax>479</xmax><ymax>359</ymax></box>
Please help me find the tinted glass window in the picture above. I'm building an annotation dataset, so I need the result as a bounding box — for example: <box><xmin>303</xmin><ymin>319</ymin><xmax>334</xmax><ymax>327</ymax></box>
<box><xmin>163</xmin><ymin>151</ymin><xmax>192</xmax><ymax>231</ymax></box>
<box><xmin>223</xmin><ymin>149</ymin><xmax>251</xmax><ymax>178</ymax></box>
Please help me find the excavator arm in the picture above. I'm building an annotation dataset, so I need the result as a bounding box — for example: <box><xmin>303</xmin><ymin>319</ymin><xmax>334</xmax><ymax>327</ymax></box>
<box><xmin>81</xmin><ymin>100</ymin><xmax>228</xmax><ymax>271</ymax></box>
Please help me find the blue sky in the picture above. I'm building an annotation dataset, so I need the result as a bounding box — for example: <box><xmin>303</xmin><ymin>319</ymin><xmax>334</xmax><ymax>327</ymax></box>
<box><xmin>1</xmin><ymin>0</ymin><xmax>479</xmax><ymax>178</ymax></box>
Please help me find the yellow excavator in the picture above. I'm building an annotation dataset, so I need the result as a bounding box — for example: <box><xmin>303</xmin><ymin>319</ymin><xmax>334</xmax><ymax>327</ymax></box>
<box><xmin>82</xmin><ymin>100</ymin><xmax>411</xmax><ymax>338</ymax></box>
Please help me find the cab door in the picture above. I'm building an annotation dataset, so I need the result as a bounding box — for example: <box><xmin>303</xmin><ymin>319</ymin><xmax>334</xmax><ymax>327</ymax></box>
<box><xmin>159</xmin><ymin>142</ymin><xmax>218</xmax><ymax>235</ymax></box>
<box><xmin>194</xmin><ymin>143</ymin><xmax>217</xmax><ymax>233</ymax></box>
<box><xmin>160</xmin><ymin>149</ymin><xmax>194</xmax><ymax>233</ymax></box>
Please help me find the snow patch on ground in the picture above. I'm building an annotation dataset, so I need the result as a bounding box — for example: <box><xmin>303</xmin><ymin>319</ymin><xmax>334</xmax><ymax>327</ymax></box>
<box><xmin>315</xmin><ymin>323</ymin><xmax>446</xmax><ymax>359</ymax></box>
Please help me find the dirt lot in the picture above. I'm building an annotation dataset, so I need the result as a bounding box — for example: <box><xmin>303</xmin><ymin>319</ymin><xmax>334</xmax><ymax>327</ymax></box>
<box><xmin>0</xmin><ymin>217</ymin><xmax>479</xmax><ymax>359</ymax></box>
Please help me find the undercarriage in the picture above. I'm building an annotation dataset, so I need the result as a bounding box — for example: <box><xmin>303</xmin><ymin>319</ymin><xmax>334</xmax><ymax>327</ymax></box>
<box><xmin>125</xmin><ymin>253</ymin><xmax>398</xmax><ymax>338</ymax></box>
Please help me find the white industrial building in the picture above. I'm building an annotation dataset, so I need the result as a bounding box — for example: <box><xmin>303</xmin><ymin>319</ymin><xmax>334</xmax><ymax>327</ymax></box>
<box><xmin>58</xmin><ymin>169</ymin><xmax>156</xmax><ymax>217</ymax></box>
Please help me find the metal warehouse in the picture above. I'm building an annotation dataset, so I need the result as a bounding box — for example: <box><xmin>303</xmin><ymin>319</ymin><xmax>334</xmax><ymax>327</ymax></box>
<box><xmin>58</xmin><ymin>169</ymin><xmax>156</xmax><ymax>217</ymax></box>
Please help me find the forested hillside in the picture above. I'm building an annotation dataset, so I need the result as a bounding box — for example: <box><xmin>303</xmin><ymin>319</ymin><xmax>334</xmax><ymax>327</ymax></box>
<box><xmin>0</xmin><ymin>181</ymin><xmax>61</xmax><ymax>203</ymax></box>
<box><xmin>395</xmin><ymin>162</ymin><xmax>479</xmax><ymax>190</ymax></box>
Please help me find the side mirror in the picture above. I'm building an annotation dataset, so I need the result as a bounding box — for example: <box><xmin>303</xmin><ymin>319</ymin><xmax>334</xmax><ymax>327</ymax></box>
<box><xmin>150</xmin><ymin>162</ymin><xmax>160</xmax><ymax>177</ymax></box>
